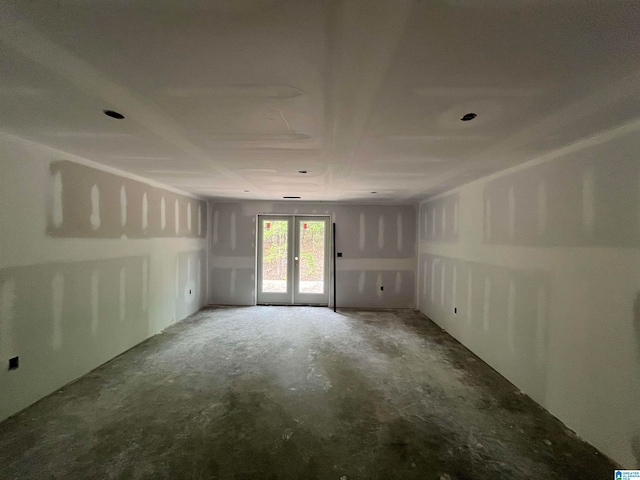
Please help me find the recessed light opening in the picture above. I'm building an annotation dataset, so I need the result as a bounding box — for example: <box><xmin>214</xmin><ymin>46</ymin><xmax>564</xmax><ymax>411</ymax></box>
<box><xmin>298</xmin><ymin>170</ymin><xmax>307</xmax><ymax>174</ymax></box>
<box><xmin>461</xmin><ymin>112</ymin><xmax>477</xmax><ymax>121</ymax></box>
<box><xmin>283</xmin><ymin>196</ymin><xmax>301</xmax><ymax>199</ymax></box>
<box><xmin>371</xmin><ymin>192</ymin><xmax>377</xmax><ymax>194</ymax></box>
<box><xmin>104</xmin><ymin>110</ymin><xmax>125</xmax><ymax>119</ymax></box>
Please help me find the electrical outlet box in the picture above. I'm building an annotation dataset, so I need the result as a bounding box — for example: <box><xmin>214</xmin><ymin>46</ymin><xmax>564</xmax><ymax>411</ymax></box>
<box><xmin>454</xmin><ymin>307</ymin><xmax>457</xmax><ymax>314</ymax></box>
<box><xmin>380</xmin><ymin>286</ymin><xmax>384</xmax><ymax>291</ymax></box>
<box><xmin>337</xmin><ymin>252</ymin><xmax>343</xmax><ymax>257</ymax></box>
<box><xmin>9</xmin><ymin>356</ymin><xmax>19</xmax><ymax>371</ymax></box>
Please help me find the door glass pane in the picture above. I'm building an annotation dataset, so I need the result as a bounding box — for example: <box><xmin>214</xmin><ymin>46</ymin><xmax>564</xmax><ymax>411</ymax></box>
<box><xmin>298</xmin><ymin>221</ymin><xmax>325</xmax><ymax>294</ymax></box>
<box><xmin>262</xmin><ymin>220</ymin><xmax>288</xmax><ymax>293</ymax></box>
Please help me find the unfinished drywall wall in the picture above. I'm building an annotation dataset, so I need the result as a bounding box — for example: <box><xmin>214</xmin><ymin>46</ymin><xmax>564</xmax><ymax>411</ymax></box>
<box><xmin>209</xmin><ymin>201</ymin><xmax>416</xmax><ymax>308</ymax></box>
<box><xmin>48</xmin><ymin>161</ymin><xmax>207</xmax><ymax>239</ymax></box>
<box><xmin>417</xmin><ymin>127</ymin><xmax>640</xmax><ymax>468</ymax></box>
<box><xmin>0</xmin><ymin>132</ymin><xmax>208</xmax><ymax>422</ymax></box>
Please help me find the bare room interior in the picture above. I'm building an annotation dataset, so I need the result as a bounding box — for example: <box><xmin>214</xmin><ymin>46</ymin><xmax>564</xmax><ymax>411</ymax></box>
<box><xmin>1</xmin><ymin>1</ymin><xmax>639</xmax><ymax>478</ymax></box>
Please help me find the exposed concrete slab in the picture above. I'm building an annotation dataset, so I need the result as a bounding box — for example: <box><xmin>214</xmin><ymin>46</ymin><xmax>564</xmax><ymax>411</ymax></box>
<box><xmin>0</xmin><ymin>307</ymin><xmax>616</xmax><ymax>479</ymax></box>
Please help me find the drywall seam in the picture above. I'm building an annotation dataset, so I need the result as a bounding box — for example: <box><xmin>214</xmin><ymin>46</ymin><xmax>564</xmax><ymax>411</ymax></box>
<box><xmin>337</xmin><ymin>259</ymin><xmax>415</xmax><ymax>271</ymax></box>
<box><xmin>420</xmin><ymin>118</ymin><xmax>640</xmax><ymax>204</ymax></box>
<box><xmin>0</xmin><ymin>131</ymin><xmax>205</xmax><ymax>200</ymax></box>
<box><xmin>47</xmin><ymin>160</ymin><xmax>207</xmax><ymax>240</ymax></box>
<box><xmin>419</xmin><ymin>243</ymin><xmax>640</xmax><ymax>270</ymax></box>
<box><xmin>210</xmin><ymin>256</ymin><xmax>255</xmax><ymax>269</ymax></box>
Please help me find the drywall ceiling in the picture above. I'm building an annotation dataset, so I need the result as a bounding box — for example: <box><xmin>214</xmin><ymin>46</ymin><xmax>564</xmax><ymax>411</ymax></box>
<box><xmin>0</xmin><ymin>0</ymin><xmax>639</xmax><ymax>202</ymax></box>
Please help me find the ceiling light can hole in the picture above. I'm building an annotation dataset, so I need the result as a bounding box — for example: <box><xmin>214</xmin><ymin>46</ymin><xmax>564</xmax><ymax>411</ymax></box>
<box><xmin>461</xmin><ymin>113</ymin><xmax>477</xmax><ymax>122</ymax></box>
<box><xmin>104</xmin><ymin>110</ymin><xmax>125</xmax><ymax>119</ymax></box>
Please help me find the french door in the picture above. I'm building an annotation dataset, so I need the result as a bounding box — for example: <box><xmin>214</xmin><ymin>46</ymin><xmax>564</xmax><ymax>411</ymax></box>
<box><xmin>256</xmin><ymin>215</ymin><xmax>330</xmax><ymax>305</ymax></box>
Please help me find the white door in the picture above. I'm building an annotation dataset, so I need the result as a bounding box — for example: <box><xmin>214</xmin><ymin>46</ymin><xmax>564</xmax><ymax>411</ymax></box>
<box><xmin>256</xmin><ymin>215</ymin><xmax>330</xmax><ymax>305</ymax></box>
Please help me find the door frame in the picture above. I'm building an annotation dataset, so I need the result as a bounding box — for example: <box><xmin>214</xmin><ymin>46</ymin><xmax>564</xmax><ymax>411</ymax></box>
<box><xmin>255</xmin><ymin>214</ymin><xmax>332</xmax><ymax>306</ymax></box>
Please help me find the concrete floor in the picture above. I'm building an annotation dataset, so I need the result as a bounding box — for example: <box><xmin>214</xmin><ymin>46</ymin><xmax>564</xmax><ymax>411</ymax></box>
<box><xmin>0</xmin><ymin>307</ymin><xmax>617</xmax><ymax>479</ymax></box>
